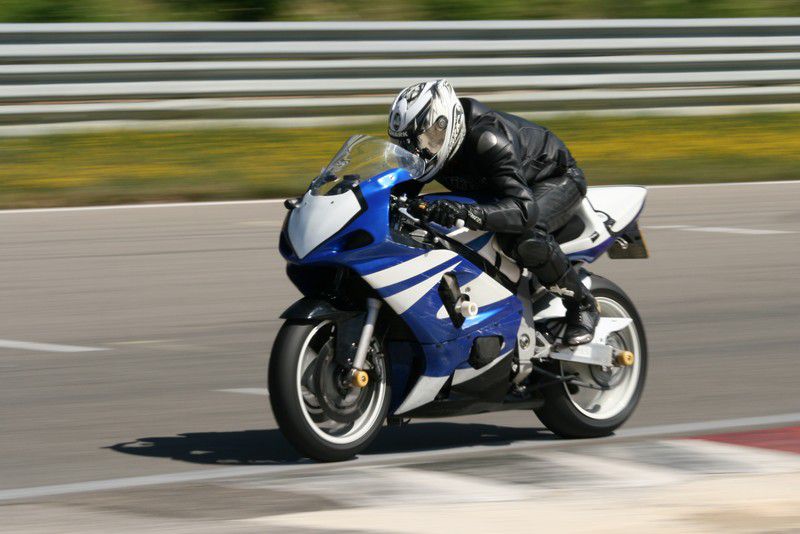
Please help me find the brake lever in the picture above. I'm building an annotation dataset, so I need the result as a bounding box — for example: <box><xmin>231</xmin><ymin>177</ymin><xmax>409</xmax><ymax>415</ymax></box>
<box><xmin>391</xmin><ymin>196</ymin><xmax>460</xmax><ymax>248</ymax></box>
<box><xmin>401</xmin><ymin>197</ymin><xmax>466</xmax><ymax>231</ymax></box>
<box><xmin>390</xmin><ymin>197</ymin><xmax>437</xmax><ymax>245</ymax></box>
<box><xmin>391</xmin><ymin>195</ymin><xmax>426</xmax><ymax>224</ymax></box>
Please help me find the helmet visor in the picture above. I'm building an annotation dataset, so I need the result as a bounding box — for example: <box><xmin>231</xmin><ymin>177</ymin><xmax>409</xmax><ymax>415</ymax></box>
<box><xmin>417</xmin><ymin>115</ymin><xmax>448</xmax><ymax>156</ymax></box>
<box><xmin>390</xmin><ymin>112</ymin><xmax>448</xmax><ymax>162</ymax></box>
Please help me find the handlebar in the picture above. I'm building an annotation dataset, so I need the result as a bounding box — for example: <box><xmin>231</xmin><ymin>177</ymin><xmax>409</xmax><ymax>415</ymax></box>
<box><xmin>390</xmin><ymin>195</ymin><xmax>470</xmax><ymax>252</ymax></box>
<box><xmin>394</xmin><ymin>197</ymin><xmax>465</xmax><ymax>228</ymax></box>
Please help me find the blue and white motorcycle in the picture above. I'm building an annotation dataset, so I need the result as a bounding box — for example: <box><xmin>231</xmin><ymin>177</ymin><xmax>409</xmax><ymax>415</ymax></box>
<box><xmin>270</xmin><ymin>135</ymin><xmax>648</xmax><ymax>461</ymax></box>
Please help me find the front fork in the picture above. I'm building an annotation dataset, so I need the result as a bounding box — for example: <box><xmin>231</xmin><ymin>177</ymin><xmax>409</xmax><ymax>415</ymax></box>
<box><xmin>348</xmin><ymin>297</ymin><xmax>382</xmax><ymax>387</ymax></box>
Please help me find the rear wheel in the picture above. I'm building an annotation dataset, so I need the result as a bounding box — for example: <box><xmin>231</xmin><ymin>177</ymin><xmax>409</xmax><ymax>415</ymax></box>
<box><xmin>268</xmin><ymin>319</ymin><xmax>390</xmax><ymax>462</ymax></box>
<box><xmin>534</xmin><ymin>277</ymin><xmax>647</xmax><ymax>438</ymax></box>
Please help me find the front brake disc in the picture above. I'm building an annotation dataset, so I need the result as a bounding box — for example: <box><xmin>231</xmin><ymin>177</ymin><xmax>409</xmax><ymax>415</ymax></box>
<box><xmin>313</xmin><ymin>343</ymin><xmax>372</xmax><ymax>423</ymax></box>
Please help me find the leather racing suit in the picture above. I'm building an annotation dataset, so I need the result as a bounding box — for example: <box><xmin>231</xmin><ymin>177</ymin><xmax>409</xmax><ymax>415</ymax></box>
<box><xmin>437</xmin><ymin>98</ymin><xmax>586</xmax><ymax>287</ymax></box>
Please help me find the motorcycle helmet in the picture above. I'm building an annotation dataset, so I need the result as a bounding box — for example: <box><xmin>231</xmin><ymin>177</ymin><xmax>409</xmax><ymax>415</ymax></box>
<box><xmin>388</xmin><ymin>79</ymin><xmax>466</xmax><ymax>182</ymax></box>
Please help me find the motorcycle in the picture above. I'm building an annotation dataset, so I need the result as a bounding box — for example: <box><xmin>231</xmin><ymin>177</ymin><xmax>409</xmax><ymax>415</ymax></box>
<box><xmin>270</xmin><ymin>134</ymin><xmax>648</xmax><ymax>462</ymax></box>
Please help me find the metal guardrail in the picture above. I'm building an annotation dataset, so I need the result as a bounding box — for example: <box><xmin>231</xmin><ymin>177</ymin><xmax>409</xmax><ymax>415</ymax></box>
<box><xmin>2</xmin><ymin>19</ymin><xmax>800</xmax><ymax>131</ymax></box>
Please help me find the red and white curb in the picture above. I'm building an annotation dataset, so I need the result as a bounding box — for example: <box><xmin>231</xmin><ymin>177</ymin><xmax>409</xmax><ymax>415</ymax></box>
<box><xmin>244</xmin><ymin>426</ymin><xmax>800</xmax><ymax>532</ymax></box>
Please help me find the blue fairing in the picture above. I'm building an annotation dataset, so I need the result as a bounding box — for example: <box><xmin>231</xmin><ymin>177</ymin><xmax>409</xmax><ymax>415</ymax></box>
<box><xmin>281</xmin><ymin>168</ymin><xmax>522</xmax><ymax>404</ymax></box>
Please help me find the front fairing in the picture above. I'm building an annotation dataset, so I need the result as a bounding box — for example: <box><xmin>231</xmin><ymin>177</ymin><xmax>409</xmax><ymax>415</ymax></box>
<box><xmin>280</xmin><ymin>167</ymin><xmax>414</xmax><ymax>265</ymax></box>
<box><xmin>280</xmin><ymin>162</ymin><xmax>522</xmax><ymax>396</ymax></box>
<box><xmin>280</xmin><ymin>166</ymin><xmax>521</xmax><ymax>346</ymax></box>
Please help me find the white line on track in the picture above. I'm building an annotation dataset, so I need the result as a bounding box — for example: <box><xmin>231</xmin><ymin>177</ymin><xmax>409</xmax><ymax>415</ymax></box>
<box><xmin>646</xmin><ymin>179</ymin><xmax>800</xmax><ymax>189</ymax></box>
<box><xmin>2</xmin><ymin>411</ymin><xmax>800</xmax><ymax>502</ymax></box>
<box><xmin>0</xmin><ymin>198</ymin><xmax>284</xmax><ymax>215</ymax></box>
<box><xmin>1</xmin><ymin>179</ymin><xmax>799</xmax><ymax>216</ymax></box>
<box><xmin>643</xmin><ymin>224</ymin><xmax>795</xmax><ymax>235</ymax></box>
<box><xmin>682</xmin><ymin>226</ymin><xmax>795</xmax><ymax>235</ymax></box>
<box><xmin>0</xmin><ymin>339</ymin><xmax>107</xmax><ymax>353</ymax></box>
<box><xmin>621</xmin><ymin>412</ymin><xmax>800</xmax><ymax>438</ymax></box>
<box><xmin>216</xmin><ymin>388</ymin><xmax>269</xmax><ymax>396</ymax></box>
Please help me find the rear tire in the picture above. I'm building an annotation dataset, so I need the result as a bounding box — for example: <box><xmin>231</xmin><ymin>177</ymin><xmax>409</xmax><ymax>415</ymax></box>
<box><xmin>268</xmin><ymin>319</ymin><xmax>391</xmax><ymax>462</ymax></box>
<box><xmin>534</xmin><ymin>276</ymin><xmax>647</xmax><ymax>438</ymax></box>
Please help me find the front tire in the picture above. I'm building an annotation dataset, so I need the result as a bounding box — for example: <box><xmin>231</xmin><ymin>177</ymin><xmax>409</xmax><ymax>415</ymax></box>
<box><xmin>268</xmin><ymin>319</ymin><xmax>391</xmax><ymax>462</ymax></box>
<box><xmin>534</xmin><ymin>276</ymin><xmax>647</xmax><ymax>438</ymax></box>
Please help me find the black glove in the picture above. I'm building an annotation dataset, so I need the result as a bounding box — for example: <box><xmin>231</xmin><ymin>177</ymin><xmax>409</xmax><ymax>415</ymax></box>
<box><xmin>426</xmin><ymin>199</ymin><xmax>485</xmax><ymax>230</ymax></box>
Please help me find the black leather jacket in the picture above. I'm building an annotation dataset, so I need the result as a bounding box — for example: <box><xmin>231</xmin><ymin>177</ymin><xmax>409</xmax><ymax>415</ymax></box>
<box><xmin>437</xmin><ymin>98</ymin><xmax>586</xmax><ymax>234</ymax></box>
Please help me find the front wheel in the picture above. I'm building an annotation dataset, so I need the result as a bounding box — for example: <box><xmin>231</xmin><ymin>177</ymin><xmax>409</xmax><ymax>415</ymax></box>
<box><xmin>534</xmin><ymin>276</ymin><xmax>647</xmax><ymax>438</ymax></box>
<box><xmin>268</xmin><ymin>319</ymin><xmax>390</xmax><ymax>462</ymax></box>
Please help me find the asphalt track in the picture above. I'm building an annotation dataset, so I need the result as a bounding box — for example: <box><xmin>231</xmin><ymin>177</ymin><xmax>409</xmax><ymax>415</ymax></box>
<box><xmin>1</xmin><ymin>181</ymin><xmax>800</xmax><ymax>530</ymax></box>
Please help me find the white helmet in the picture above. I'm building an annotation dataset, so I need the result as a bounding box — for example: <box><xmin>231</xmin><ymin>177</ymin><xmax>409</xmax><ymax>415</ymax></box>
<box><xmin>388</xmin><ymin>79</ymin><xmax>466</xmax><ymax>182</ymax></box>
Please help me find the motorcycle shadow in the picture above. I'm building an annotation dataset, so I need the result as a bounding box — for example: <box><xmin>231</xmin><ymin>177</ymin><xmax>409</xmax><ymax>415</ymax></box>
<box><xmin>108</xmin><ymin>423</ymin><xmax>554</xmax><ymax>465</ymax></box>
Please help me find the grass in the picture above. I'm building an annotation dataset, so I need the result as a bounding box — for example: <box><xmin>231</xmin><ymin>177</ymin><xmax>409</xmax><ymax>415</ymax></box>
<box><xmin>1</xmin><ymin>112</ymin><xmax>799</xmax><ymax>208</ymax></box>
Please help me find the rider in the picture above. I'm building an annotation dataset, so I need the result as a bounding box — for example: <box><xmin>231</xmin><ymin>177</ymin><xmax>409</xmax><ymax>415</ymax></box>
<box><xmin>387</xmin><ymin>79</ymin><xmax>599</xmax><ymax>346</ymax></box>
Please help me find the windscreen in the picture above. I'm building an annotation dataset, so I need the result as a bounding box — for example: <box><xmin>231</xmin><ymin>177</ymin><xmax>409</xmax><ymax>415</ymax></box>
<box><xmin>309</xmin><ymin>135</ymin><xmax>425</xmax><ymax>196</ymax></box>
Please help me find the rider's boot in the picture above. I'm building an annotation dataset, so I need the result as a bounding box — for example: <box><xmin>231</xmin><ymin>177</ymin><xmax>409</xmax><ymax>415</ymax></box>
<box><xmin>551</xmin><ymin>268</ymin><xmax>600</xmax><ymax>346</ymax></box>
<box><xmin>516</xmin><ymin>228</ymin><xmax>599</xmax><ymax>345</ymax></box>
